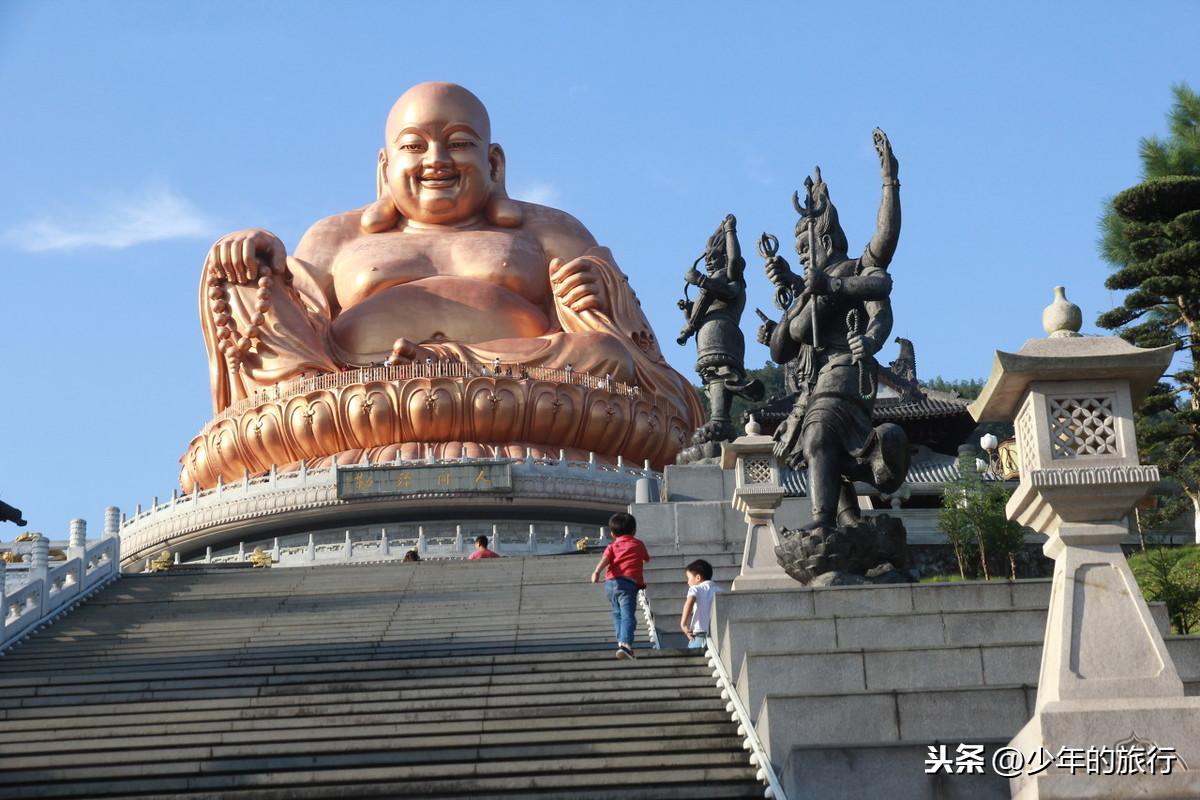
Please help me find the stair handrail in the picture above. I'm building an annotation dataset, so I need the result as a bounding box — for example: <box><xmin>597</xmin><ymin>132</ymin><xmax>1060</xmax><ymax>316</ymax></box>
<box><xmin>1</xmin><ymin>535</ymin><xmax>120</xmax><ymax>653</ymax></box>
<box><xmin>705</xmin><ymin>639</ymin><xmax>788</xmax><ymax>800</ymax></box>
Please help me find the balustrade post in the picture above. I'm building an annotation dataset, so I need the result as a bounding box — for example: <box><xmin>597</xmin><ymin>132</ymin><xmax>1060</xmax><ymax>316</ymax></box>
<box><xmin>0</xmin><ymin>560</ymin><xmax>7</xmax><ymax>636</ymax></box>
<box><xmin>454</xmin><ymin>525</ymin><xmax>463</xmax><ymax>554</ymax></box>
<box><xmin>272</xmin><ymin>537</ymin><xmax>279</xmax><ymax>559</ymax></box>
<box><xmin>68</xmin><ymin>519</ymin><xmax>87</xmax><ymax>562</ymax></box>
<box><xmin>491</xmin><ymin>524</ymin><xmax>501</xmax><ymax>555</ymax></box>
<box><xmin>417</xmin><ymin>526</ymin><xmax>426</xmax><ymax>558</ymax></box>
<box><xmin>237</xmin><ymin>542</ymin><xmax>245</xmax><ymax>561</ymax></box>
<box><xmin>30</xmin><ymin>536</ymin><xmax>49</xmax><ymax>587</ymax></box>
<box><xmin>205</xmin><ymin>546</ymin><xmax>212</xmax><ymax>564</ymax></box>
<box><xmin>103</xmin><ymin>506</ymin><xmax>120</xmax><ymax>538</ymax></box>
<box><xmin>343</xmin><ymin>531</ymin><xmax>352</xmax><ymax>559</ymax></box>
<box><xmin>380</xmin><ymin>528</ymin><xmax>389</xmax><ymax>557</ymax></box>
<box><xmin>307</xmin><ymin>533</ymin><xmax>316</xmax><ymax>562</ymax></box>
<box><xmin>528</xmin><ymin>524</ymin><xmax>537</xmax><ymax>554</ymax></box>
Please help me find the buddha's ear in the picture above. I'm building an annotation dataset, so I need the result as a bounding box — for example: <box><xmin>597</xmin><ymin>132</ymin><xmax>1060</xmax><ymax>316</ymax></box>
<box><xmin>361</xmin><ymin>147</ymin><xmax>402</xmax><ymax>233</ymax></box>
<box><xmin>485</xmin><ymin>143</ymin><xmax>522</xmax><ymax>228</ymax></box>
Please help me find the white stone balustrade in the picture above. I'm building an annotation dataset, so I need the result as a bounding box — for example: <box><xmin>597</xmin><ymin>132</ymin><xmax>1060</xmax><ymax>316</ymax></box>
<box><xmin>118</xmin><ymin>453</ymin><xmax>656</xmax><ymax>569</ymax></box>
<box><xmin>187</xmin><ymin>522</ymin><xmax>606</xmax><ymax>568</ymax></box>
<box><xmin>1</xmin><ymin>530</ymin><xmax>121</xmax><ymax>653</ymax></box>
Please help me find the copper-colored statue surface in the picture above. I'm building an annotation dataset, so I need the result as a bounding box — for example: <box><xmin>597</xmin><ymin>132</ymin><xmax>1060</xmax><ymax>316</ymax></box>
<box><xmin>183</xmin><ymin>83</ymin><xmax>702</xmax><ymax>490</ymax></box>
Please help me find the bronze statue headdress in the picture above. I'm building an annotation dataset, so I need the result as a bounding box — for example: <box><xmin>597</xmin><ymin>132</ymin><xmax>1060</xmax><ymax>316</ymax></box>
<box><xmin>793</xmin><ymin>167</ymin><xmax>848</xmax><ymax>256</ymax></box>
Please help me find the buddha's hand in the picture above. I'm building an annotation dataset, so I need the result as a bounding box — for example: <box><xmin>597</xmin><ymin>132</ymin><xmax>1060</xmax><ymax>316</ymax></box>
<box><xmin>205</xmin><ymin>229</ymin><xmax>287</xmax><ymax>285</ymax></box>
<box><xmin>549</xmin><ymin>257</ymin><xmax>609</xmax><ymax>315</ymax></box>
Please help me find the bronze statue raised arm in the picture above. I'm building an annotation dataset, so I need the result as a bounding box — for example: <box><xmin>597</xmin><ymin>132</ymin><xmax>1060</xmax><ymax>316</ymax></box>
<box><xmin>183</xmin><ymin>82</ymin><xmax>703</xmax><ymax>490</ymax></box>
<box><xmin>755</xmin><ymin>128</ymin><xmax>908</xmax><ymax>539</ymax></box>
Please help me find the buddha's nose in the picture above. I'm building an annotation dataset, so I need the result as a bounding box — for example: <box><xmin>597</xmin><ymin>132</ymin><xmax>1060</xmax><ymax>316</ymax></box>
<box><xmin>424</xmin><ymin>141</ymin><xmax>451</xmax><ymax>168</ymax></box>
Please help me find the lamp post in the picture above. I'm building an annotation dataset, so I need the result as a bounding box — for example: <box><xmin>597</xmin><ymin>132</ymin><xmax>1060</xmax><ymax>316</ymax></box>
<box><xmin>970</xmin><ymin>287</ymin><xmax>1199</xmax><ymax>799</ymax></box>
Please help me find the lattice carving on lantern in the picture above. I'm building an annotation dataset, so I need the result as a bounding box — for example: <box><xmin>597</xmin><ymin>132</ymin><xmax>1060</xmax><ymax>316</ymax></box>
<box><xmin>744</xmin><ymin>457</ymin><xmax>773</xmax><ymax>486</ymax></box>
<box><xmin>1017</xmin><ymin>406</ymin><xmax>1036</xmax><ymax>475</ymax></box>
<box><xmin>1047</xmin><ymin>395</ymin><xmax>1118</xmax><ymax>459</ymax></box>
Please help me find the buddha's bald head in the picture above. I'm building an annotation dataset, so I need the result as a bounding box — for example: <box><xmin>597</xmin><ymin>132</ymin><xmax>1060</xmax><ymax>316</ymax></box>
<box><xmin>385</xmin><ymin>82</ymin><xmax>491</xmax><ymax>145</ymax></box>
<box><xmin>363</xmin><ymin>82</ymin><xmax>520</xmax><ymax>231</ymax></box>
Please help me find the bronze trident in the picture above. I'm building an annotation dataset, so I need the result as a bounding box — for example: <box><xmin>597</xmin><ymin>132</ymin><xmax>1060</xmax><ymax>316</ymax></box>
<box><xmin>793</xmin><ymin>171</ymin><xmax>826</xmax><ymax>350</ymax></box>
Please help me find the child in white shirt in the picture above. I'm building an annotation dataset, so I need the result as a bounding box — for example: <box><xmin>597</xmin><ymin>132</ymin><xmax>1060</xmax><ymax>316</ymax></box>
<box><xmin>679</xmin><ymin>559</ymin><xmax>717</xmax><ymax>650</ymax></box>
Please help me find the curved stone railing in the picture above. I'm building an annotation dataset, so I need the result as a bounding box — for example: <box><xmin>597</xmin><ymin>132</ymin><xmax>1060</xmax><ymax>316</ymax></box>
<box><xmin>176</xmin><ymin>522</ymin><xmax>609</xmax><ymax>570</ymax></box>
<box><xmin>120</xmin><ymin>453</ymin><xmax>658</xmax><ymax>569</ymax></box>
<box><xmin>1</xmin><ymin>524</ymin><xmax>121</xmax><ymax>653</ymax></box>
<box><xmin>208</xmin><ymin>362</ymin><xmax>641</xmax><ymax>432</ymax></box>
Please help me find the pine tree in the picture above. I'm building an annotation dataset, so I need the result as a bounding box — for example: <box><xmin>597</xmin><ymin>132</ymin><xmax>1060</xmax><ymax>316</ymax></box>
<box><xmin>1097</xmin><ymin>83</ymin><xmax>1200</xmax><ymax>543</ymax></box>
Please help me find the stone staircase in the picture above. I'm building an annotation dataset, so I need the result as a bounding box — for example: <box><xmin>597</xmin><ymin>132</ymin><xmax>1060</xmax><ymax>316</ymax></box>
<box><xmin>0</xmin><ymin>557</ymin><xmax>766</xmax><ymax>799</ymax></box>
<box><xmin>709</xmin><ymin>578</ymin><xmax>1200</xmax><ymax>800</ymax></box>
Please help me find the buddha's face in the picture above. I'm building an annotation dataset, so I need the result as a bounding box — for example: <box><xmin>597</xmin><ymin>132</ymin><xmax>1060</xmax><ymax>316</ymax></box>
<box><xmin>383</xmin><ymin>83</ymin><xmax>497</xmax><ymax>225</ymax></box>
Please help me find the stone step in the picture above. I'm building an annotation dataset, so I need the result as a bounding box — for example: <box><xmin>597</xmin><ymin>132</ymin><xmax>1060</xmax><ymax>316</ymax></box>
<box><xmin>0</xmin><ymin>703</ymin><xmax>739</xmax><ymax>740</ymax></box>
<box><xmin>1</xmin><ymin>682</ymin><xmax>728</xmax><ymax>721</ymax></box>
<box><xmin>0</xmin><ymin>672</ymin><xmax>722</xmax><ymax>712</ymax></box>
<box><xmin>1</xmin><ymin>718</ymin><xmax>743</xmax><ymax>753</ymax></box>
<box><xmin>0</xmin><ymin>648</ymin><xmax>705</xmax><ymax>687</ymax></box>
<box><xmin>0</xmin><ymin>734</ymin><xmax>751</xmax><ymax>775</ymax></box>
<box><xmin>0</xmin><ymin>765</ymin><xmax>766</xmax><ymax>800</ymax></box>
<box><xmin>0</xmin><ymin>660</ymin><xmax>714</xmax><ymax>698</ymax></box>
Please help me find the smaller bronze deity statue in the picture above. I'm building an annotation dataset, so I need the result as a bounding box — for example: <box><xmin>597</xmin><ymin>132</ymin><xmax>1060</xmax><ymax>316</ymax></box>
<box><xmin>676</xmin><ymin>215</ymin><xmax>764</xmax><ymax>462</ymax></box>
<box><xmin>756</xmin><ymin>130</ymin><xmax>912</xmax><ymax>582</ymax></box>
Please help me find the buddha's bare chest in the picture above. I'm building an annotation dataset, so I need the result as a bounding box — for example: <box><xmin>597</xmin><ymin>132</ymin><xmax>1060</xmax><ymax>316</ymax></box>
<box><xmin>332</xmin><ymin>228</ymin><xmax>549</xmax><ymax>307</ymax></box>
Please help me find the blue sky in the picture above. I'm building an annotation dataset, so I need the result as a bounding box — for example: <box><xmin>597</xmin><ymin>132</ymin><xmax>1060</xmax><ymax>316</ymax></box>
<box><xmin>1</xmin><ymin>1</ymin><xmax>1197</xmax><ymax>538</ymax></box>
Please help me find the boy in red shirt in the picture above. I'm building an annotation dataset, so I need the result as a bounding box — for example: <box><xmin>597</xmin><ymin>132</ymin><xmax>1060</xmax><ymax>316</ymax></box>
<box><xmin>589</xmin><ymin>512</ymin><xmax>650</xmax><ymax>659</ymax></box>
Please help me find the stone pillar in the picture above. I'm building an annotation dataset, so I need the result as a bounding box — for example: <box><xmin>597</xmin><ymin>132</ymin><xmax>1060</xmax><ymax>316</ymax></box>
<box><xmin>970</xmin><ymin>289</ymin><xmax>1200</xmax><ymax>799</ymax></box>
<box><xmin>103</xmin><ymin>507</ymin><xmax>120</xmax><ymax>538</ymax></box>
<box><xmin>29</xmin><ymin>536</ymin><xmax>49</xmax><ymax>586</ymax></box>
<box><xmin>721</xmin><ymin>434</ymin><xmax>791</xmax><ymax>590</ymax></box>
<box><xmin>68</xmin><ymin>519</ymin><xmax>87</xmax><ymax>562</ymax></box>
<box><xmin>635</xmin><ymin>477</ymin><xmax>657</xmax><ymax>504</ymax></box>
<box><xmin>0</xmin><ymin>559</ymin><xmax>7</xmax><ymax>631</ymax></box>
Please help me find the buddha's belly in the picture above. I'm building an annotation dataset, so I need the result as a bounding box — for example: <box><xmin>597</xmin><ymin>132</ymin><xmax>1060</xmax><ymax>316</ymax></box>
<box><xmin>330</xmin><ymin>276</ymin><xmax>551</xmax><ymax>359</ymax></box>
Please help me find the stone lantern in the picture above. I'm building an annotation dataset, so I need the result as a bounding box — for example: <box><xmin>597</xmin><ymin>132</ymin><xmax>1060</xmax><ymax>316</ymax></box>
<box><xmin>721</xmin><ymin>422</ymin><xmax>791</xmax><ymax>589</ymax></box>
<box><xmin>970</xmin><ymin>287</ymin><xmax>1199</xmax><ymax>799</ymax></box>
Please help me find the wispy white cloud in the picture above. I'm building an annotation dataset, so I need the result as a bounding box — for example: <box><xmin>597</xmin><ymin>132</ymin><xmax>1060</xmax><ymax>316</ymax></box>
<box><xmin>514</xmin><ymin>182</ymin><xmax>560</xmax><ymax>207</ymax></box>
<box><xmin>3</xmin><ymin>183</ymin><xmax>219</xmax><ymax>252</ymax></box>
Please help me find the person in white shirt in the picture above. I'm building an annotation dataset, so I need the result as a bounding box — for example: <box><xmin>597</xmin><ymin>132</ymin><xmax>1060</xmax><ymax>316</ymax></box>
<box><xmin>679</xmin><ymin>559</ymin><xmax>718</xmax><ymax>650</ymax></box>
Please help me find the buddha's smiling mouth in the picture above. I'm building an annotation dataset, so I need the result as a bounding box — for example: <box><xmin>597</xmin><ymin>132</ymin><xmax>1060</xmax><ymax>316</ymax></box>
<box><xmin>419</xmin><ymin>174</ymin><xmax>460</xmax><ymax>189</ymax></box>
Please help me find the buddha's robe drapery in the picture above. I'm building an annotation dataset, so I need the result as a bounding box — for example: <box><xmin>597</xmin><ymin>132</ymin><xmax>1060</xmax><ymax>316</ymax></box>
<box><xmin>201</xmin><ymin>244</ymin><xmax>704</xmax><ymax>428</ymax></box>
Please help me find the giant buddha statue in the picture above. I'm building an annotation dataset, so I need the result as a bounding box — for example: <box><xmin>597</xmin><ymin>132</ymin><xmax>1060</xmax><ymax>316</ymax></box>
<box><xmin>181</xmin><ymin>82</ymin><xmax>702</xmax><ymax>491</ymax></box>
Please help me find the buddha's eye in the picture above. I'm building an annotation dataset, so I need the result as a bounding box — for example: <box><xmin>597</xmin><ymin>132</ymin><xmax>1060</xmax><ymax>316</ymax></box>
<box><xmin>448</xmin><ymin>140</ymin><xmax>476</xmax><ymax>149</ymax></box>
<box><xmin>397</xmin><ymin>141</ymin><xmax>426</xmax><ymax>152</ymax></box>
